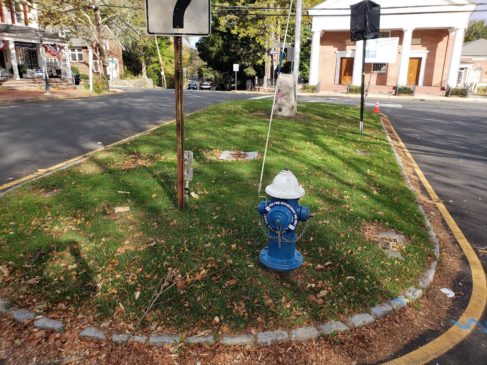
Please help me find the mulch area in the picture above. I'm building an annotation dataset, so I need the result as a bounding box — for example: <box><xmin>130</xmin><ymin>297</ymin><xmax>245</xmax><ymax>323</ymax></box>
<box><xmin>0</xmin><ymin>115</ymin><xmax>469</xmax><ymax>365</ymax></box>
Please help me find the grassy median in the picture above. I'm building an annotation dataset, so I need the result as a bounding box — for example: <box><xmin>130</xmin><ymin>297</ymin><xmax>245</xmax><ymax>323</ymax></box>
<box><xmin>0</xmin><ymin>100</ymin><xmax>434</xmax><ymax>332</ymax></box>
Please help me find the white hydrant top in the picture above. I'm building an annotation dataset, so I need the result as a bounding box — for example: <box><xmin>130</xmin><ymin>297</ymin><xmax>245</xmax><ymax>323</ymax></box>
<box><xmin>265</xmin><ymin>169</ymin><xmax>305</xmax><ymax>199</ymax></box>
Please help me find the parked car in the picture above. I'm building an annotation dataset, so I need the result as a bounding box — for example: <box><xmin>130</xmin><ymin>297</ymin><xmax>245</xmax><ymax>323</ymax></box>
<box><xmin>200</xmin><ymin>80</ymin><xmax>212</xmax><ymax>90</ymax></box>
<box><xmin>187</xmin><ymin>80</ymin><xmax>199</xmax><ymax>90</ymax></box>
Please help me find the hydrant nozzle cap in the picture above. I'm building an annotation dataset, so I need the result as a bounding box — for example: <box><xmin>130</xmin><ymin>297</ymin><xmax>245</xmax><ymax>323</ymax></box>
<box><xmin>265</xmin><ymin>169</ymin><xmax>305</xmax><ymax>199</ymax></box>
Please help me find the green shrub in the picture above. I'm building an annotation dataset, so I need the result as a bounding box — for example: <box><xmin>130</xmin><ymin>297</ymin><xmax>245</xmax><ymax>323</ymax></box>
<box><xmin>476</xmin><ymin>86</ymin><xmax>486</xmax><ymax>94</ymax></box>
<box><xmin>448</xmin><ymin>87</ymin><xmax>468</xmax><ymax>97</ymax></box>
<box><xmin>80</xmin><ymin>74</ymin><xmax>89</xmax><ymax>80</ymax></box>
<box><xmin>71</xmin><ymin>66</ymin><xmax>80</xmax><ymax>75</ymax></box>
<box><xmin>301</xmin><ymin>84</ymin><xmax>317</xmax><ymax>93</ymax></box>
<box><xmin>93</xmin><ymin>75</ymin><xmax>108</xmax><ymax>94</ymax></box>
<box><xmin>347</xmin><ymin>85</ymin><xmax>362</xmax><ymax>94</ymax></box>
<box><xmin>396</xmin><ymin>86</ymin><xmax>414</xmax><ymax>95</ymax></box>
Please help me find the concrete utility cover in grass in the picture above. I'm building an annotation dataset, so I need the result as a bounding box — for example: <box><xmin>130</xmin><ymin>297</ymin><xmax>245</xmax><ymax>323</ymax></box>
<box><xmin>218</xmin><ymin>151</ymin><xmax>259</xmax><ymax>161</ymax></box>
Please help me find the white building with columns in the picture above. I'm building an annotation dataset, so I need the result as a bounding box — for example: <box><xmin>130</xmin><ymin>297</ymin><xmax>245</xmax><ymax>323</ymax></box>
<box><xmin>308</xmin><ymin>0</ymin><xmax>476</xmax><ymax>92</ymax></box>
<box><xmin>0</xmin><ymin>1</ymin><xmax>71</xmax><ymax>82</ymax></box>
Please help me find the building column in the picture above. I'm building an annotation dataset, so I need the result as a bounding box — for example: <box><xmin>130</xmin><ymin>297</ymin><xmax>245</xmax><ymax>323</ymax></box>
<box><xmin>447</xmin><ymin>27</ymin><xmax>465</xmax><ymax>89</ymax></box>
<box><xmin>309</xmin><ymin>30</ymin><xmax>321</xmax><ymax>86</ymax></box>
<box><xmin>397</xmin><ymin>28</ymin><xmax>414</xmax><ymax>86</ymax></box>
<box><xmin>64</xmin><ymin>45</ymin><xmax>72</xmax><ymax>80</ymax></box>
<box><xmin>7</xmin><ymin>41</ymin><xmax>20</xmax><ymax>80</ymax></box>
<box><xmin>352</xmin><ymin>40</ymin><xmax>364</xmax><ymax>86</ymax></box>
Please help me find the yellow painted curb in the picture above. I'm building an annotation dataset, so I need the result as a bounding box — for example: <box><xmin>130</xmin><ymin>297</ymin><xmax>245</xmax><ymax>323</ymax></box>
<box><xmin>382</xmin><ymin>116</ymin><xmax>487</xmax><ymax>365</ymax></box>
<box><xmin>0</xmin><ymin>120</ymin><xmax>175</xmax><ymax>193</ymax></box>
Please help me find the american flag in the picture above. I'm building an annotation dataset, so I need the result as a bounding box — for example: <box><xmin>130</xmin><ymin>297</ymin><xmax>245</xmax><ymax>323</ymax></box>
<box><xmin>44</xmin><ymin>44</ymin><xmax>62</xmax><ymax>61</ymax></box>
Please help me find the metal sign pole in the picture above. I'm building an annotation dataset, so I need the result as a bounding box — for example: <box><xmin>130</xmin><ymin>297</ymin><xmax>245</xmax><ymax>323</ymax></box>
<box><xmin>360</xmin><ymin>38</ymin><xmax>366</xmax><ymax>134</ymax></box>
<box><xmin>174</xmin><ymin>35</ymin><xmax>185</xmax><ymax>210</ymax></box>
<box><xmin>235</xmin><ymin>71</ymin><xmax>237</xmax><ymax>91</ymax></box>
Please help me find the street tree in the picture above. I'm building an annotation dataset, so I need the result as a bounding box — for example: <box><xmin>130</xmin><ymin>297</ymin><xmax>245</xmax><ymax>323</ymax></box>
<box><xmin>465</xmin><ymin>20</ymin><xmax>487</xmax><ymax>42</ymax></box>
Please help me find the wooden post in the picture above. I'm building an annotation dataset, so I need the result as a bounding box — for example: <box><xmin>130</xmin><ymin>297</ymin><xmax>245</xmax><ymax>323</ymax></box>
<box><xmin>174</xmin><ymin>36</ymin><xmax>185</xmax><ymax>210</ymax></box>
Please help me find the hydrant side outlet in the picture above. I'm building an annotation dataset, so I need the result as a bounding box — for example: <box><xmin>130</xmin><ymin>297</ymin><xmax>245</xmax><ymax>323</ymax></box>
<box><xmin>257</xmin><ymin>170</ymin><xmax>311</xmax><ymax>272</ymax></box>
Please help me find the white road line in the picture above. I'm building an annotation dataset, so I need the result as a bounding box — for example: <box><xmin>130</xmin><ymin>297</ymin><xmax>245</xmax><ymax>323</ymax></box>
<box><xmin>250</xmin><ymin>95</ymin><xmax>273</xmax><ymax>100</ymax></box>
<box><xmin>365</xmin><ymin>102</ymin><xmax>403</xmax><ymax>109</ymax></box>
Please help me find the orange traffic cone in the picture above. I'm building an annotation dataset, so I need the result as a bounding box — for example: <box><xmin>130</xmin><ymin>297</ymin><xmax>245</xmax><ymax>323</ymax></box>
<box><xmin>373</xmin><ymin>100</ymin><xmax>380</xmax><ymax>113</ymax></box>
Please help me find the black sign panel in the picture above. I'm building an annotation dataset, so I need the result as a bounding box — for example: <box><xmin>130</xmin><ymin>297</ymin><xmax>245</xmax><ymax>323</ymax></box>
<box><xmin>350</xmin><ymin>0</ymin><xmax>381</xmax><ymax>41</ymax></box>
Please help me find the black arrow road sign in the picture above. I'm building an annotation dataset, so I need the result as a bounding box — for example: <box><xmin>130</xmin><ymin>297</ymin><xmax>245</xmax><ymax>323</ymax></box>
<box><xmin>173</xmin><ymin>0</ymin><xmax>192</xmax><ymax>28</ymax></box>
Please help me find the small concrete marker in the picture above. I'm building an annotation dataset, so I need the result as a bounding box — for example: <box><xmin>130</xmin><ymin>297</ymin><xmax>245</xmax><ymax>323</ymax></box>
<box><xmin>186</xmin><ymin>335</ymin><xmax>215</xmax><ymax>345</ymax></box>
<box><xmin>256</xmin><ymin>330</ymin><xmax>289</xmax><ymax>345</ymax></box>
<box><xmin>220</xmin><ymin>334</ymin><xmax>256</xmax><ymax>346</ymax></box>
<box><xmin>290</xmin><ymin>326</ymin><xmax>319</xmax><ymax>342</ymax></box>
<box><xmin>346</xmin><ymin>313</ymin><xmax>375</xmax><ymax>328</ymax></box>
<box><xmin>371</xmin><ymin>303</ymin><xmax>394</xmax><ymax>319</ymax></box>
<box><xmin>12</xmin><ymin>309</ymin><xmax>36</xmax><ymax>323</ymax></box>
<box><xmin>80</xmin><ymin>327</ymin><xmax>105</xmax><ymax>341</ymax></box>
<box><xmin>148</xmin><ymin>334</ymin><xmax>180</xmax><ymax>346</ymax></box>
<box><xmin>0</xmin><ymin>298</ymin><xmax>10</xmax><ymax>313</ymax></box>
<box><xmin>34</xmin><ymin>317</ymin><xmax>64</xmax><ymax>332</ymax></box>
<box><xmin>390</xmin><ymin>296</ymin><xmax>409</xmax><ymax>310</ymax></box>
<box><xmin>318</xmin><ymin>321</ymin><xmax>349</xmax><ymax>335</ymax></box>
<box><xmin>404</xmin><ymin>287</ymin><xmax>423</xmax><ymax>300</ymax></box>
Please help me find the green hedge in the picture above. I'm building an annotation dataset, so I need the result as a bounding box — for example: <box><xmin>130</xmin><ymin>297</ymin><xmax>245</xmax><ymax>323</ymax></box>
<box><xmin>347</xmin><ymin>85</ymin><xmax>362</xmax><ymax>94</ymax></box>
<box><xmin>448</xmin><ymin>87</ymin><xmax>468</xmax><ymax>97</ymax></box>
<box><xmin>396</xmin><ymin>86</ymin><xmax>414</xmax><ymax>95</ymax></box>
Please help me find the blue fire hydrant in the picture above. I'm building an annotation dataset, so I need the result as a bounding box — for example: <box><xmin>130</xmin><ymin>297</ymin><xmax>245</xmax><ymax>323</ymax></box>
<box><xmin>257</xmin><ymin>169</ymin><xmax>311</xmax><ymax>272</ymax></box>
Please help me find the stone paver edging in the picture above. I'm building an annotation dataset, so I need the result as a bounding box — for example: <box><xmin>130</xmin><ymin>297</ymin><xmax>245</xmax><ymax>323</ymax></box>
<box><xmin>0</xmin><ymin>117</ymin><xmax>440</xmax><ymax>347</ymax></box>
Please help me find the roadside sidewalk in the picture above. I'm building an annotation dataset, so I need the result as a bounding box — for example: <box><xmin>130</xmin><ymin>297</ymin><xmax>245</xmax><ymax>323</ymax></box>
<box><xmin>230</xmin><ymin>88</ymin><xmax>487</xmax><ymax>103</ymax></box>
<box><xmin>302</xmin><ymin>90</ymin><xmax>487</xmax><ymax>103</ymax></box>
<box><xmin>0</xmin><ymin>88</ymin><xmax>124</xmax><ymax>104</ymax></box>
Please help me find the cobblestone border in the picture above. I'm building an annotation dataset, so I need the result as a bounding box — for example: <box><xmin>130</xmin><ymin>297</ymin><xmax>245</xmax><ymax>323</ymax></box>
<box><xmin>0</xmin><ymin>118</ymin><xmax>440</xmax><ymax>347</ymax></box>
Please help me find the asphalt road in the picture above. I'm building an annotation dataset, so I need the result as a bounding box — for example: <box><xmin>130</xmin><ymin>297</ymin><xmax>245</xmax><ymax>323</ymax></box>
<box><xmin>302</xmin><ymin>95</ymin><xmax>487</xmax><ymax>365</ymax></box>
<box><xmin>0</xmin><ymin>89</ymin><xmax>257</xmax><ymax>185</ymax></box>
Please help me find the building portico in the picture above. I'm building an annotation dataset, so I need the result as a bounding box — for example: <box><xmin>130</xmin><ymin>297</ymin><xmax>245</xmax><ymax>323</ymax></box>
<box><xmin>308</xmin><ymin>0</ymin><xmax>475</xmax><ymax>91</ymax></box>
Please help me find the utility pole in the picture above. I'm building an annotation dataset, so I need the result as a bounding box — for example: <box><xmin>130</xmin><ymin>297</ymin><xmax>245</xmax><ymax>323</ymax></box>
<box><xmin>293</xmin><ymin>0</ymin><xmax>303</xmax><ymax>86</ymax></box>
<box><xmin>154</xmin><ymin>35</ymin><xmax>167</xmax><ymax>88</ymax></box>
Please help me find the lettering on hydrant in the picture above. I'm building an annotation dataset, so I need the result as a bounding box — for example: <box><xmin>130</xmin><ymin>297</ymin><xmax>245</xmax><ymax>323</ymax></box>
<box><xmin>257</xmin><ymin>169</ymin><xmax>311</xmax><ymax>272</ymax></box>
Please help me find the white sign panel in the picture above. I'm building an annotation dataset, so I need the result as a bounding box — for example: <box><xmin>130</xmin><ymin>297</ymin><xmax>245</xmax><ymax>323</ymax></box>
<box><xmin>146</xmin><ymin>0</ymin><xmax>210</xmax><ymax>36</ymax></box>
<box><xmin>233</xmin><ymin>64</ymin><xmax>239</xmax><ymax>72</ymax></box>
<box><xmin>365</xmin><ymin>37</ymin><xmax>399</xmax><ymax>64</ymax></box>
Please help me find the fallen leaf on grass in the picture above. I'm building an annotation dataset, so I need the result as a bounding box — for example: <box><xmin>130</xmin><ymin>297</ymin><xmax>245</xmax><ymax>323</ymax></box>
<box><xmin>225</xmin><ymin>279</ymin><xmax>238</xmax><ymax>287</ymax></box>
<box><xmin>26</xmin><ymin>277</ymin><xmax>40</xmax><ymax>285</ymax></box>
<box><xmin>0</xmin><ymin>265</ymin><xmax>9</xmax><ymax>277</ymax></box>
<box><xmin>134</xmin><ymin>291</ymin><xmax>141</xmax><ymax>300</ymax></box>
<box><xmin>114</xmin><ymin>207</ymin><xmax>130</xmax><ymax>213</ymax></box>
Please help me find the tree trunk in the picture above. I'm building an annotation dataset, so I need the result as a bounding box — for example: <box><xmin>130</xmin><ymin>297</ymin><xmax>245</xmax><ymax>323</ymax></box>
<box><xmin>93</xmin><ymin>0</ymin><xmax>109</xmax><ymax>90</ymax></box>
<box><xmin>141</xmin><ymin>58</ymin><xmax>148</xmax><ymax>80</ymax></box>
